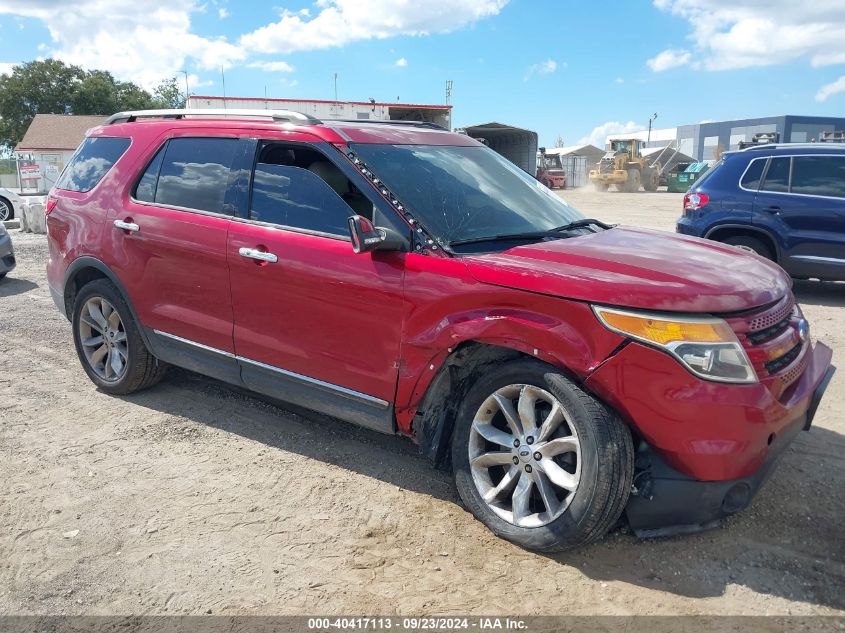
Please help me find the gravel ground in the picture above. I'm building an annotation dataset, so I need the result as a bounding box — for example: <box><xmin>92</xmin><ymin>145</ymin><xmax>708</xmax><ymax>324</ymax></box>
<box><xmin>0</xmin><ymin>190</ymin><xmax>843</xmax><ymax>616</ymax></box>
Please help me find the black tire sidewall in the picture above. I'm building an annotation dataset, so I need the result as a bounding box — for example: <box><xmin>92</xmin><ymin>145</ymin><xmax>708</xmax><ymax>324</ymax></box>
<box><xmin>71</xmin><ymin>279</ymin><xmax>144</xmax><ymax>394</ymax></box>
<box><xmin>0</xmin><ymin>197</ymin><xmax>12</xmax><ymax>221</ymax></box>
<box><xmin>724</xmin><ymin>236</ymin><xmax>773</xmax><ymax>260</ymax></box>
<box><xmin>451</xmin><ymin>360</ymin><xmax>620</xmax><ymax>552</ymax></box>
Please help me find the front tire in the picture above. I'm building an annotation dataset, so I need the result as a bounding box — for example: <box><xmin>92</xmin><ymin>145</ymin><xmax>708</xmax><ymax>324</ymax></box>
<box><xmin>72</xmin><ymin>279</ymin><xmax>168</xmax><ymax>395</ymax></box>
<box><xmin>624</xmin><ymin>169</ymin><xmax>641</xmax><ymax>192</ymax></box>
<box><xmin>451</xmin><ymin>359</ymin><xmax>634</xmax><ymax>552</ymax></box>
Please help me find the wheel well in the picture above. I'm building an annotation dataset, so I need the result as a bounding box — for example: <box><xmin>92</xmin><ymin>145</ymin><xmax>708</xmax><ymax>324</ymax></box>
<box><xmin>706</xmin><ymin>226</ymin><xmax>778</xmax><ymax>261</ymax></box>
<box><xmin>414</xmin><ymin>341</ymin><xmax>561</xmax><ymax>469</ymax></box>
<box><xmin>64</xmin><ymin>267</ymin><xmax>109</xmax><ymax>319</ymax></box>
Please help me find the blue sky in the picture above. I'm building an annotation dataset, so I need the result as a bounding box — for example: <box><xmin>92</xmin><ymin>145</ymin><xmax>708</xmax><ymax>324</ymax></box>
<box><xmin>1</xmin><ymin>0</ymin><xmax>845</xmax><ymax>147</ymax></box>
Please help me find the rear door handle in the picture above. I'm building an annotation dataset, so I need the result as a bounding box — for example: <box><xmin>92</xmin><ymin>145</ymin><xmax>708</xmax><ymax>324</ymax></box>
<box><xmin>113</xmin><ymin>219</ymin><xmax>140</xmax><ymax>232</ymax></box>
<box><xmin>239</xmin><ymin>247</ymin><xmax>278</xmax><ymax>263</ymax></box>
<box><xmin>765</xmin><ymin>206</ymin><xmax>781</xmax><ymax>215</ymax></box>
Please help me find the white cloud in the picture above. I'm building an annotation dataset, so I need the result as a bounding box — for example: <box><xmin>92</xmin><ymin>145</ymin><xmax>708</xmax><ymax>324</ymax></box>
<box><xmin>646</xmin><ymin>48</ymin><xmax>691</xmax><ymax>72</ymax></box>
<box><xmin>248</xmin><ymin>60</ymin><xmax>295</xmax><ymax>72</ymax></box>
<box><xmin>394</xmin><ymin>57</ymin><xmax>408</xmax><ymax>67</ymax></box>
<box><xmin>240</xmin><ymin>0</ymin><xmax>508</xmax><ymax>54</ymax></box>
<box><xmin>524</xmin><ymin>58</ymin><xmax>558</xmax><ymax>80</ymax></box>
<box><xmin>816</xmin><ymin>75</ymin><xmax>845</xmax><ymax>102</ymax></box>
<box><xmin>0</xmin><ymin>0</ymin><xmax>246</xmax><ymax>89</ymax></box>
<box><xmin>218</xmin><ymin>7</ymin><xmax>229</xmax><ymax>18</ymax></box>
<box><xmin>186</xmin><ymin>73</ymin><xmax>213</xmax><ymax>89</ymax></box>
<box><xmin>0</xmin><ymin>61</ymin><xmax>18</xmax><ymax>75</ymax></box>
<box><xmin>578</xmin><ymin>121</ymin><xmax>643</xmax><ymax>148</ymax></box>
<box><xmin>652</xmin><ymin>0</ymin><xmax>845</xmax><ymax>71</ymax></box>
<box><xmin>614</xmin><ymin>77</ymin><xmax>624</xmax><ymax>84</ymax></box>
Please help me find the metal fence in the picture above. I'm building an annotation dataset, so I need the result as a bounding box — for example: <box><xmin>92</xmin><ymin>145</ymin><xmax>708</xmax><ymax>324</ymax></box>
<box><xmin>0</xmin><ymin>155</ymin><xmax>62</xmax><ymax>192</ymax></box>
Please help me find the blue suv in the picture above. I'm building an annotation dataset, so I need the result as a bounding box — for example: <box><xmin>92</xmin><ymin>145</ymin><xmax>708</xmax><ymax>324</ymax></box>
<box><xmin>676</xmin><ymin>143</ymin><xmax>845</xmax><ymax>281</ymax></box>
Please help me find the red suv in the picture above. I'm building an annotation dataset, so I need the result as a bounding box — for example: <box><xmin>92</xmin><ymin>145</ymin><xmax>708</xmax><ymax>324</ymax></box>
<box><xmin>46</xmin><ymin>109</ymin><xmax>834</xmax><ymax>551</ymax></box>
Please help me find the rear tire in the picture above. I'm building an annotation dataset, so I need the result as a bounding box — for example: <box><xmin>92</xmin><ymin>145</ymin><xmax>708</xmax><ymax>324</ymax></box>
<box><xmin>624</xmin><ymin>169</ymin><xmax>641</xmax><ymax>192</ymax></box>
<box><xmin>643</xmin><ymin>169</ymin><xmax>659</xmax><ymax>191</ymax></box>
<box><xmin>451</xmin><ymin>359</ymin><xmax>634</xmax><ymax>552</ymax></box>
<box><xmin>722</xmin><ymin>235</ymin><xmax>774</xmax><ymax>261</ymax></box>
<box><xmin>72</xmin><ymin>279</ymin><xmax>168</xmax><ymax>395</ymax></box>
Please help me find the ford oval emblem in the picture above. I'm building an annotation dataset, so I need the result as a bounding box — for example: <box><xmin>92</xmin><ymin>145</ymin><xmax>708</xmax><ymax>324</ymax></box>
<box><xmin>798</xmin><ymin>319</ymin><xmax>809</xmax><ymax>342</ymax></box>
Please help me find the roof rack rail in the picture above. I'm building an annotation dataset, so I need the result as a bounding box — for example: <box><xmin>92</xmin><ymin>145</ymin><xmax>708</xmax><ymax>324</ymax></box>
<box><xmin>739</xmin><ymin>141</ymin><xmax>845</xmax><ymax>152</ymax></box>
<box><xmin>105</xmin><ymin>108</ymin><xmax>320</xmax><ymax>125</ymax></box>
<box><xmin>327</xmin><ymin>118</ymin><xmax>447</xmax><ymax>131</ymax></box>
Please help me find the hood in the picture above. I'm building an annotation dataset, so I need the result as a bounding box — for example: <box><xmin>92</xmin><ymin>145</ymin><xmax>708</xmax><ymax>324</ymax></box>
<box><xmin>462</xmin><ymin>227</ymin><xmax>791</xmax><ymax>313</ymax></box>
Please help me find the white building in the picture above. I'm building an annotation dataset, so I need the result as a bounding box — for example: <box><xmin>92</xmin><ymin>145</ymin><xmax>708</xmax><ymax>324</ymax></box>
<box><xmin>187</xmin><ymin>95</ymin><xmax>452</xmax><ymax>129</ymax></box>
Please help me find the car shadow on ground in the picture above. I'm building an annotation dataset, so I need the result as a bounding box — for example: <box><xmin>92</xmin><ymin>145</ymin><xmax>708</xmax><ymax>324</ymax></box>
<box><xmin>0</xmin><ymin>276</ymin><xmax>38</xmax><ymax>298</ymax></box>
<box><xmin>119</xmin><ymin>367</ymin><xmax>845</xmax><ymax>612</ymax></box>
<box><xmin>793</xmin><ymin>280</ymin><xmax>845</xmax><ymax>307</ymax></box>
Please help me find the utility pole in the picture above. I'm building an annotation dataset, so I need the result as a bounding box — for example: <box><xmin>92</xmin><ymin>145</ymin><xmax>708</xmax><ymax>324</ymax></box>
<box><xmin>647</xmin><ymin>112</ymin><xmax>658</xmax><ymax>144</ymax></box>
<box><xmin>221</xmin><ymin>66</ymin><xmax>227</xmax><ymax>108</ymax></box>
<box><xmin>445</xmin><ymin>80</ymin><xmax>453</xmax><ymax>105</ymax></box>
<box><xmin>334</xmin><ymin>73</ymin><xmax>339</xmax><ymax>102</ymax></box>
<box><xmin>176</xmin><ymin>70</ymin><xmax>189</xmax><ymax>107</ymax></box>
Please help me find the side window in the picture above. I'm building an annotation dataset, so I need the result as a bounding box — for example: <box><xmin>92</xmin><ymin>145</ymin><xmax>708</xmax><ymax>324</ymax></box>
<box><xmin>250</xmin><ymin>163</ymin><xmax>354</xmax><ymax>236</ymax></box>
<box><xmin>134</xmin><ymin>145</ymin><xmax>165</xmax><ymax>202</ymax></box>
<box><xmin>791</xmin><ymin>156</ymin><xmax>845</xmax><ymax>199</ymax></box>
<box><xmin>154</xmin><ymin>138</ymin><xmax>238</xmax><ymax>213</ymax></box>
<box><xmin>248</xmin><ymin>141</ymin><xmax>377</xmax><ymax>237</ymax></box>
<box><xmin>740</xmin><ymin>158</ymin><xmax>765</xmax><ymax>190</ymax></box>
<box><xmin>760</xmin><ymin>157</ymin><xmax>790</xmax><ymax>193</ymax></box>
<box><xmin>56</xmin><ymin>137</ymin><xmax>131</xmax><ymax>192</ymax></box>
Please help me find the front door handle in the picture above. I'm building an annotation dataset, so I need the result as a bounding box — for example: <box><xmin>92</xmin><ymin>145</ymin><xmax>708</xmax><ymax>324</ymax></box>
<box><xmin>239</xmin><ymin>247</ymin><xmax>278</xmax><ymax>263</ymax></box>
<box><xmin>765</xmin><ymin>206</ymin><xmax>781</xmax><ymax>215</ymax></box>
<box><xmin>113</xmin><ymin>219</ymin><xmax>140</xmax><ymax>232</ymax></box>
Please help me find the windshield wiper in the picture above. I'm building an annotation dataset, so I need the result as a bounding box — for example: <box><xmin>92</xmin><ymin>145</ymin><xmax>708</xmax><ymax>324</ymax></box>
<box><xmin>550</xmin><ymin>218</ymin><xmax>613</xmax><ymax>232</ymax></box>
<box><xmin>448</xmin><ymin>218</ymin><xmax>612</xmax><ymax>247</ymax></box>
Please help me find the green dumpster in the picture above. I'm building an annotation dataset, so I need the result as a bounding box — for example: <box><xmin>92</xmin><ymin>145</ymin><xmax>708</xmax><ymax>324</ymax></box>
<box><xmin>667</xmin><ymin>162</ymin><xmax>711</xmax><ymax>193</ymax></box>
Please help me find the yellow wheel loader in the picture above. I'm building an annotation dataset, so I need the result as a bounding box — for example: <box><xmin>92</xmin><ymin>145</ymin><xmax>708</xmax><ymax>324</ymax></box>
<box><xmin>589</xmin><ymin>138</ymin><xmax>660</xmax><ymax>192</ymax></box>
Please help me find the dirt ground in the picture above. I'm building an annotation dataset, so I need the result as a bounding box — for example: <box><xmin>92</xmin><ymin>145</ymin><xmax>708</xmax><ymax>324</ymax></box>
<box><xmin>1</xmin><ymin>190</ymin><xmax>843</xmax><ymax>616</ymax></box>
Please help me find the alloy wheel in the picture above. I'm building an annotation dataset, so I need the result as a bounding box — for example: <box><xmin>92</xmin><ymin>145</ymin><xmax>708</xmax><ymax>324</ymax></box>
<box><xmin>78</xmin><ymin>297</ymin><xmax>129</xmax><ymax>382</ymax></box>
<box><xmin>468</xmin><ymin>384</ymin><xmax>581</xmax><ymax>527</ymax></box>
<box><xmin>0</xmin><ymin>199</ymin><xmax>10</xmax><ymax>222</ymax></box>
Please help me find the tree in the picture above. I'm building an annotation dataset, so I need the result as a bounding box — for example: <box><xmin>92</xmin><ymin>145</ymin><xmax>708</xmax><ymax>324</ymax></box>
<box><xmin>0</xmin><ymin>59</ymin><xmax>85</xmax><ymax>147</ymax></box>
<box><xmin>0</xmin><ymin>59</ymin><xmax>161</xmax><ymax>149</ymax></box>
<box><xmin>151</xmin><ymin>77</ymin><xmax>186</xmax><ymax>109</ymax></box>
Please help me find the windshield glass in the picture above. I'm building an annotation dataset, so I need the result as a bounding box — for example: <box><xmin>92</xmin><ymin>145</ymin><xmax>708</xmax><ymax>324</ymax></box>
<box><xmin>349</xmin><ymin>144</ymin><xmax>583</xmax><ymax>245</ymax></box>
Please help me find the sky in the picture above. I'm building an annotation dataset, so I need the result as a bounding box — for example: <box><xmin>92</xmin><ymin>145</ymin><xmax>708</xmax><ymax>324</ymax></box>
<box><xmin>1</xmin><ymin>0</ymin><xmax>845</xmax><ymax>147</ymax></box>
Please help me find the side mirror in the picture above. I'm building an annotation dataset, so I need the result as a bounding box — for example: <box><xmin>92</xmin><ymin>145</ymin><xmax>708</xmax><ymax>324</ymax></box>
<box><xmin>347</xmin><ymin>215</ymin><xmax>405</xmax><ymax>254</ymax></box>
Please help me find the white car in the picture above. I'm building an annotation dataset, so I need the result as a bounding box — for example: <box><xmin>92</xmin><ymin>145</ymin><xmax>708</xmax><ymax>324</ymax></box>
<box><xmin>0</xmin><ymin>188</ymin><xmax>24</xmax><ymax>221</ymax></box>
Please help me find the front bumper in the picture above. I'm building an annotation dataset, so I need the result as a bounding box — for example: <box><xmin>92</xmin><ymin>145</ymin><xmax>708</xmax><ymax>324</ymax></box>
<box><xmin>0</xmin><ymin>232</ymin><xmax>15</xmax><ymax>274</ymax></box>
<box><xmin>625</xmin><ymin>365</ymin><xmax>833</xmax><ymax>536</ymax></box>
<box><xmin>585</xmin><ymin>339</ymin><xmax>834</xmax><ymax>534</ymax></box>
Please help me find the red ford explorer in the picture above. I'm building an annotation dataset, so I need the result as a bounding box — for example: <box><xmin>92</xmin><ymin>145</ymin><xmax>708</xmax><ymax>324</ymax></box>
<box><xmin>46</xmin><ymin>109</ymin><xmax>834</xmax><ymax>551</ymax></box>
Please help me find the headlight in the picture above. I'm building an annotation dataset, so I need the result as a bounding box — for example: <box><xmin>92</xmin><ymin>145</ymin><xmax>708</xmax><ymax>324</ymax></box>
<box><xmin>593</xmin><ymin>306</ymin><xmax>757</xmax><ymax>384</ymax></box>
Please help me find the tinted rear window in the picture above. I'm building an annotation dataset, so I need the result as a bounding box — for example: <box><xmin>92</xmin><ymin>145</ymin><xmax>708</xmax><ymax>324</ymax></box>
<box><xmin>791</xmin><ymin>155</ymin><xmax>845</xmax><ymax>199</ymax></box>
<box><xmin>761</xmin><ymin>157</ymin><xmax>790</xmax><ymax>193</ymax></box>
<box><xmin>153</xmin><ymin>138</ymin><xmax>238</xmax><ymax>213</ymax></box>
<box><xmin>740</xmin><ymin>158</ymin><xmax>766</xmax><ymax>190</ymax></box>
<box><xmin>56</xmin><ymin>137</ymin><xmax>130</xmax><ymax>192</ymax></box>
